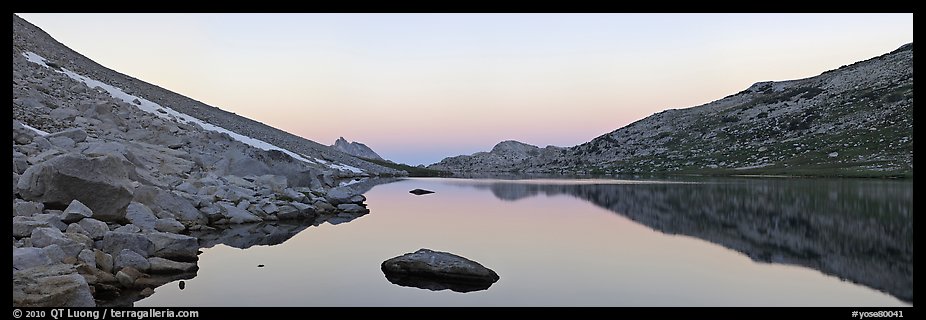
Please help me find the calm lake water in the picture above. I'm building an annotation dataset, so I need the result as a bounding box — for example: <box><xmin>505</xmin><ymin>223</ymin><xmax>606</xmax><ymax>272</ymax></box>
<box><xmin>137</xmin><ymin>177</ymin><xmax>912</xmax><ymax>307</ymax></box>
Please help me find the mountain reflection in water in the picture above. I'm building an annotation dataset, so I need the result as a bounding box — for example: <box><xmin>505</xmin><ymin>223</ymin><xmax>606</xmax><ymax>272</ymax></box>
<box><xmin>454</xmin><ymin>178</ymin><xmax>912</xmax><ymax>303</ymax></box>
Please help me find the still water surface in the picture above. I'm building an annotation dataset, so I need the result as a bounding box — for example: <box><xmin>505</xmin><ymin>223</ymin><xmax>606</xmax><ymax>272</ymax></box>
<box><xmin>137</xmin><ymin>177</ymin><xmax>912</xmax><ymax>306</ymax></box>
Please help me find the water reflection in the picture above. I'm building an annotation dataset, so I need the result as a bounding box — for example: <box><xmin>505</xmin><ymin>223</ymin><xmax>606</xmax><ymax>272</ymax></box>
<box><xmin>100</xmin><ymin>272</ymin><xmax>197</xmax><ymax>307</ymax></box>
<box><xmin>383</xmin><ymin>274</ymin><xmax>494</xmax><ymax>293</ymax></box>
<box><xmin>453</xmin><ymin>178</ymin><xmax>913</xmax><ymax>303</ymax></box>
<box><xmin>102</xmin><ymin>178</ymin><xmax>399</xmax><ymax>306</ymax></box>
<box><xmin>192</xmin><ymin>221</ymin><xmax>315</xmax><ymax>250</ymax></box>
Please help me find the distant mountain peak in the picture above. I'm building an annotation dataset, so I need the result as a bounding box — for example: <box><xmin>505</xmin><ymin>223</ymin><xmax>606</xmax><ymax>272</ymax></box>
<box><xmin>331</xmin><ymin>137</ymin><xmax>384</xmax><ymax>160</ymax></box>
<box><xmin>429</xmin><ymin>43</ymin><xmax>913</xmax><ymax>177</ymax></box>
<box><xmin>491</xmin><ymin>140</ymin><xmax>538</xmax><ymax>153</ymax></box>
<box><xmin>429</xmin><ymin>140</ymin><xmax>565</xmax><ymax>173</ymax></box>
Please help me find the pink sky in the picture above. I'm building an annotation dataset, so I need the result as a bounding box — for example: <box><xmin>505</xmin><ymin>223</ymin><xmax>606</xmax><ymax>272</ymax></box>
<box><xmin>17</xmin><ymin>13</ymin><xmax>913</xmax><ymax>165</ymax></box>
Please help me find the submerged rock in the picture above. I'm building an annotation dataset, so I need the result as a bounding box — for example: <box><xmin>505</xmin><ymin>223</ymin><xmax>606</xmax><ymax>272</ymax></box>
<box><xmin>409</xmin><ymin>189</ymin><xmax>435</xmax><ymax>195</ymax></box>
<box><xmin>381</xmin><ymin>248</ymin><xmax>499</xmax><ymax>293</ymax></box>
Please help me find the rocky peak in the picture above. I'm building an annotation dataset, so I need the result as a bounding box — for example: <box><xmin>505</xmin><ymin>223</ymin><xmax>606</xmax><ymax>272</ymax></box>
<box><xmin>331</xmin><ymin>137</ymin><xmax>384</xmax><ymax>160</ymax></box>
<box><xmin>490</xmin><ymin>140</ymin><xmax>540</xmax><ymax>155</ymax></box>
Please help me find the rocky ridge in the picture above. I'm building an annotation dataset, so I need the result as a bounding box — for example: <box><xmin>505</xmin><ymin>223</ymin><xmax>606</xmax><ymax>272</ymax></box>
<box><xmin>430</xmin><ymin>44</ymin><xmax>913</xmax><ymax>177</ymax></box>
<box><xmin>12</xmin><ymin>15</ymin><xmax>380</xmax><ymax>306</ymax></box>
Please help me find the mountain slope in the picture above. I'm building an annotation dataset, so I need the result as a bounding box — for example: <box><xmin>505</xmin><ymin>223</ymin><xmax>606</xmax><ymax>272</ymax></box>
<box><xmin>331</xmin><ymin>137</ymin><xmax>384</xmax><ymax>160</ymax></box>
<box><xmin>12</xmin><ymin>15</ymin><xmax>404</xmax><ymax>177</ymax></box>
<box><xmin>429</xmin><ymin>44</ymin><xmax>913</xmax><ymax>178</ymax></box>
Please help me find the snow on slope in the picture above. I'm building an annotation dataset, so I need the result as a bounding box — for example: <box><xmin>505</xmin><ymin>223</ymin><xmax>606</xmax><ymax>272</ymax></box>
<box><xmin>313</xmin><ymin>157</ymin><xmax>363</xmax><ymax>174</ymax></box>
<box><xmin>22</xmin><ymin>122</ymin><xmax>49</xmax><ymax>136</ymax></box>
<box><xmin>22</xmin><ymin>51</ymin><xmax>365</xmax><ymax>174</ymax></box>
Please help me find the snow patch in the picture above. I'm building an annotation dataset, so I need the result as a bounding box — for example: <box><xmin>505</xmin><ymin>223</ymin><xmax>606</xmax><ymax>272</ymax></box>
<box><xmin>733</xmin><ymin>163</ymin><xmax>773</xmax><ymax>170</ymax></box>
<box><xmin>313</xmin><ymin>157</ymin><xmax>363</xmax><ymax>173</ymax></box>
<box><xmin>20</xmin><ymin>51</ymin><xmax>364</xmax><ymax>173</ymax></box>
<box><xmin>327</xmin><ymin>162</ymin><xmax>364</xmax><ymax>174</ymax></box>
<box><xmin>22</xmin><ymin>51</ymin><xmax>48</xmax><ymax>66</ymax></box>
<box><xmin>22</xmin><ymin>123</ymin><xmax>49</xmax><ymax>136</ymax></box>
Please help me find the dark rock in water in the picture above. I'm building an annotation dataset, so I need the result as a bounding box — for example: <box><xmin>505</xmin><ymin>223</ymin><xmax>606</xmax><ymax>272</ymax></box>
<box><xmin>178</xmin><ymin>281</ymin><xmax>185</xmax><ymax>290</ymax></box>
<box><xmin>409</xmin><ymin>189</ymin><xmax>435</xmax><ymax>195</ymax></box>
<box><xmin>381</xmin><ymin>248</ymin><xmax>499</xmax><ymax>292</ymax></box>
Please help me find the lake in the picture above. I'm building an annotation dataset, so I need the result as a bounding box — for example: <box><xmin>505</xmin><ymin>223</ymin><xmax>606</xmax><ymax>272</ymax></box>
<box><xmin>136</xmin><ymin>177</ymin><xmax>912</xmax><ymax>307</ymax></box>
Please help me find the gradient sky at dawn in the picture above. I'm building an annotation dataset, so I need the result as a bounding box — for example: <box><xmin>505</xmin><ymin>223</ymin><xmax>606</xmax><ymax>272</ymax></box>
<box><xmin>17</xmin><ymin>13</ymin><xmax>913</xmax><ymax>165</ymax></box>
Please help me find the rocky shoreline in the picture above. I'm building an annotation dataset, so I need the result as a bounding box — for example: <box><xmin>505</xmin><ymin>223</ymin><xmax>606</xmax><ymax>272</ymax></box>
<box><xmin>12</xmin><ymin>15</ymin><xmax>391</xmax><ymax>307</ymax></box>
<box><xmin>12</xmin><ymin>134</ymin><xmax>374</xmax><ymax>306</ymax></box>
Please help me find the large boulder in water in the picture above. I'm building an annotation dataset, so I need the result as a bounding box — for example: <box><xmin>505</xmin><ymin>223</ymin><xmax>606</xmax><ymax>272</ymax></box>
<box><xmin>381</xmin><ymin>248</ymin><xmax>499</xmax><ymax>293</ymax></box>
<box><xmin>17</xmin><ymin>153</ymin><xmax>134</xmax><ymax>222</ymax></box>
